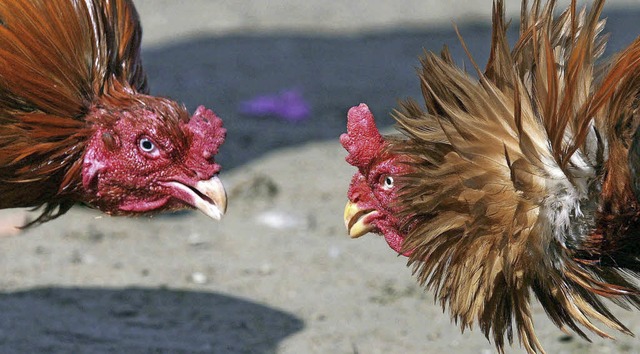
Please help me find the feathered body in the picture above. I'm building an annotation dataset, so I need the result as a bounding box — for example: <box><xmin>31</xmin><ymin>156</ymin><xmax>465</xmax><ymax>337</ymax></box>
<box><xmin>342</xmin><ymin>0</ymin><xmax>640</xmax><ymax>352</ymax></box>
<box><xmin>0</xmin><ymin>0</ymin><xmax>227</xmax><ymax>224</ymax></box>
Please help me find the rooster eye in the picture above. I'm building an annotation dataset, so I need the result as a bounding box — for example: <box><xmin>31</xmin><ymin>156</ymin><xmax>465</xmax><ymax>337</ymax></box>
<box><xmin>383</xmin><ymin>176</ymin><xmax>394</xmax><ymax>190</ymax></box>
<box><xmin>138</xmin><ymin>137</ymin><xmax>158</xmax><ymax>155</ymax></box>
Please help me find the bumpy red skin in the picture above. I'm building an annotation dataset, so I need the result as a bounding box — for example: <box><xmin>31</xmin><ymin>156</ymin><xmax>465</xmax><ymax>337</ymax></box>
<box><xmin>81</xmin><ymin>104</ymin><xmax>225</xmax><ymax>215</ymax></box>
<box><xmin>341</xmin><ymin>103</ymin><xmax>412</xmax><ymax>255</ymax></box>
<box><xmin>346</xmin><ymin>155</ymin><xmax>410</xmax><ymax>254</ymax></box>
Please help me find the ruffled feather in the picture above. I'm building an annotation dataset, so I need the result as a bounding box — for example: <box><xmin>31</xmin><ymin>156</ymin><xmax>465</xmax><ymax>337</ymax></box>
<box><xmin>392</xmin><ymin>1</ymin><xmax>640</xmax><ymax>352</ymax></box>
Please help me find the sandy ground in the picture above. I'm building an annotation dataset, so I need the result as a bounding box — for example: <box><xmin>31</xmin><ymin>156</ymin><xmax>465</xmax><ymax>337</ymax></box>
<box><xmin>1</xmin><ymin>1</ymin><xmax>640</xmax><ymax>353</ymax></box>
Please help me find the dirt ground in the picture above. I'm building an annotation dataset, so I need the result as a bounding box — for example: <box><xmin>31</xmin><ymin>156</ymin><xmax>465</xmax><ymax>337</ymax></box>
<box><xmin>1</xmin><ymin>1</ymin><xmax>640</xmax><ymax>353</ymax></box>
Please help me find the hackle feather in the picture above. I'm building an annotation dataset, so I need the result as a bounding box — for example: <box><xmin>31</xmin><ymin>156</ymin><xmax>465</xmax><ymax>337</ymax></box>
<box><xmin>0</xmin><ymin>0</ymin><xmax>147</xmax><ymax>223</ymax></box>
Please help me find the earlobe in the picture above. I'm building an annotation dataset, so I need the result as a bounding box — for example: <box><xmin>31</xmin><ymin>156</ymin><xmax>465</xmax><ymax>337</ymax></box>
<box><xmin>101</xmin><ymin>132</ymin><xmax>120</xmax><ymax>151</ymax></box>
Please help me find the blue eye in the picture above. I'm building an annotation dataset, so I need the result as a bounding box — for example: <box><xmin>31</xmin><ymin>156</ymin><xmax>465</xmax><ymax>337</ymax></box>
<box><xmin>138</xmin><ymin>137</ymin><xmax>158</xmax><ymax>155</ymax></box>
<box><xmin>383</xmin><ymin>176</ymin><xmax>394</xmax><ymax>190</ymax></box>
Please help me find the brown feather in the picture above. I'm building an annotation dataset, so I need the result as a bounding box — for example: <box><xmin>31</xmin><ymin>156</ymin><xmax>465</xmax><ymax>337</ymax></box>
<box><xmin>0</xmin><ymin>0</ymin><xmax>146</xmax><ymax>223</ymax></box>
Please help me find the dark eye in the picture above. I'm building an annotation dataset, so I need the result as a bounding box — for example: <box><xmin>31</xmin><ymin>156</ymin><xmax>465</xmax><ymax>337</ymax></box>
<box><xmin>138</xmin><ymin>137</ymin><xmax>159</xmax><ymax>157</ymax></box>
<box><xmin>382</xmin><ymin>176</ymin><xmax>394</xmax><ymax>190</ymax></box>
<box><xmin>139</xmin><ymin>138</ymin><xmax>155</xmax><ymax>152</ymax></box>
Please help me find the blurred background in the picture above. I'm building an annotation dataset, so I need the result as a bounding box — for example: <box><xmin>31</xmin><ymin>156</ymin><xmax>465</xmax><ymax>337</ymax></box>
<box><xmin>136</xmin><ymin>0</ymin><xmax>640</xmax><ymax>42</ymax></box>
<box><xmin>1</xmin><ymin>1</ymin><xmax>640</xmax><ymax>353</ymax></box>
<box><xmin>135</xmin><ymin>0</ymin><xmax>640</xmax><ymax>170</ymax></box>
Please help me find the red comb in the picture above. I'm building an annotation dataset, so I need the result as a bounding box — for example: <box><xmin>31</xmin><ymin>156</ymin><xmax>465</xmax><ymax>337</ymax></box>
<box><xmin>187</xmin><ymin>105</ymin><xmax>226</xmax><ymax>158</ymax></box>
<box><xmin>340</xmin><ymin>103</ymin><xmax>384</xmax><ymax>168</ymax></box>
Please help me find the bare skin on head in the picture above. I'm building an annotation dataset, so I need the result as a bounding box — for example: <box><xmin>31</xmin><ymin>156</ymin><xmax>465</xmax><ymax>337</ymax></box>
<box><xmin>340</xmin><ymin>103</ymin><xmax>411</xmax><ymax>255</ymax></box>
<box><xmin>81</xmin><ymin>102</ymin><xmax>227</xmax><ymax>220</ymax></box>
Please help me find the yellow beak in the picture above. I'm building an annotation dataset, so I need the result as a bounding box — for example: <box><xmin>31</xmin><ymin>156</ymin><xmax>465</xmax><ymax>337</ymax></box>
<box><xmin>167</xmin><ymin>176</ymin><xmax>227</xmax><ymax>220</ymax></box>
<box><xmin>344</xmin><ymin>201</ymin><xmax>378</xmax><ymax>238</ymax></box>
<box><xmin>193</xmin><ymin>176</ymin><xmax>227</xmax><ymax>220</ymax></box>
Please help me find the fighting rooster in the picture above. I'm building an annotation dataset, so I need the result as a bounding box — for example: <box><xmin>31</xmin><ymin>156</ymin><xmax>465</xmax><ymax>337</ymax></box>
<box><xmin>0</xmin><ymin>0</ymin><xmax>227</xmax><ymax>225</ymax></box>
<box><xmin>342</xmin><ymin>0</ymin><xmax>640</xmax><ymax>352</ymax></box>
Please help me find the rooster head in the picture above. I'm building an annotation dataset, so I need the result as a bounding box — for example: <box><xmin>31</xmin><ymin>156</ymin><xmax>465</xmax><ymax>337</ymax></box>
<box><xmin>80</xmin><ymin>98</ymin><xmax>227</xmax><ymax>220</ymax></box>
<box><xmin>340</xmin><ymin>103</ymin><xmax>411</xmax><ymax>254</ymax></box>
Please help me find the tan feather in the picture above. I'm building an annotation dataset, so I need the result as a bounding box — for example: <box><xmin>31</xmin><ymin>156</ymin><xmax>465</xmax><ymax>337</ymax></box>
<box><xmin>391</xmin><ymin>0</ymin><xmax>640</xmax><ymax>352</ymax></box>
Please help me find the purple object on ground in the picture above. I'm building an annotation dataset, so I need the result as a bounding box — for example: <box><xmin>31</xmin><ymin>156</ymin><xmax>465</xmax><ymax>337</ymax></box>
<box><xmin>239</xmin><ymin>89</ymin><xmax>311</xmax><ymax>122</ymax></box>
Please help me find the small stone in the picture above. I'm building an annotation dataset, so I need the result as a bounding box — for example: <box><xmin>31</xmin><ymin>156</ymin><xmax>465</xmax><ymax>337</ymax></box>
<box><xmin>190</xmin><ymin>272</ymin><xmax>207</xmax><ymax>284</ymax></box>
<box><xmin>255</xmin><ymin>210</ymin><xmax>301</xmax><ymax>229</ymax></box>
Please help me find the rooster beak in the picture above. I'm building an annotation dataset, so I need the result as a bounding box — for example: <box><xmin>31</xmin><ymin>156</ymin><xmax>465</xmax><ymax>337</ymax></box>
<box><xmin>193</xmin><ymin>176</ymin><xmax>227</xmax><ymax>220</ymax></box>
<box><xmin>344</xmin><ymin>201</ymin><xmax>377</xmax><ymax>238</ymax></box>
<box><xmin>166</xmin><ymin>176</ymin><xmax>227</xmax><ymax>220</ymax></box>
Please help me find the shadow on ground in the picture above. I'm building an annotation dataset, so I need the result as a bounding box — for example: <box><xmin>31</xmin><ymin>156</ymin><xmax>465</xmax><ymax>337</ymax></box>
<box><xmin>0</xmin><ymin>287</ymin><xmax>303</xmax><ymax>353</ymax></box>
<box><xmin>141</xmin><ymin>8</ymin><xmax>639</xmax><ymax>172</ymax></box>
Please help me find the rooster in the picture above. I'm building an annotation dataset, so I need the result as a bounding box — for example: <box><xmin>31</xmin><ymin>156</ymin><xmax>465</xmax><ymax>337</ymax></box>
<box><xmin>0</xmin><ymin>0</ymin><xmax>227</xmax><ymax>225</ymax></box>
<box><xmin>342</xmin><ymin>0</ymin><xmax>640</xmax><ymax>353</ymax></box>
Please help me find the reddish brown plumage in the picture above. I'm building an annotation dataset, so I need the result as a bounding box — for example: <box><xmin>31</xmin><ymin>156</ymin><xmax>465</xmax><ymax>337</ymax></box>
<box><xmin>0</xmin><ymin>0</ymin><xmax>227</xmax><ymax>224</ymax></box>
<box><xmin>342</xmin><ymin>1</ymin><xmax>640</xmax><ymax>353</ymax></box>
